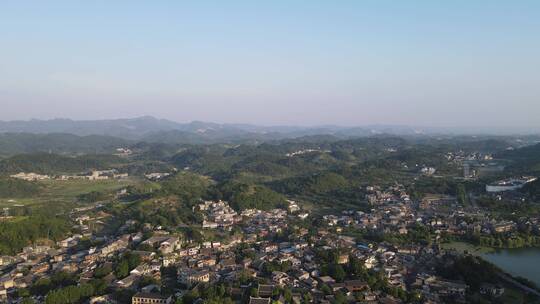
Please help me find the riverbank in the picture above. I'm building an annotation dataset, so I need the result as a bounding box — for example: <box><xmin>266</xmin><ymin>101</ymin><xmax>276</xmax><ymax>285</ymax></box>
<box><xmin>482</xmin><ymin>247</ymin><xmax>540</xmax><ymax>288</ymax></box>
<box><xmin>443</xmin><ymin>241</ymin><xmax>540</xmax><ymax>297</ymax></box>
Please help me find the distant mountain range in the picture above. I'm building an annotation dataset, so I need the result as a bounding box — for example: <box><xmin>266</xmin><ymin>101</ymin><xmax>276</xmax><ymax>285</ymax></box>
<box><xmin>0</xmin><ymin>116</ymin><xmax>539</xmax><ymax>147</ymax></box>
<box><xmin>0</xmin><ymin>116</ymin><xmax>539</xmax><ymax>158</ymax></box>
<box><xmin>0</xmin><ymin>116</ymin><xmax>429</xmax><ymax>142</ymax></box>
<box><xmin>0</xmin><ymin>116</ymin><xmax>180</xmax><ymax>139</ymax></box>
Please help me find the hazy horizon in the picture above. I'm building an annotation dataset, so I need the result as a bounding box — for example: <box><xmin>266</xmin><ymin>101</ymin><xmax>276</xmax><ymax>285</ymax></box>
<box><xmin>1</xmin><ymin>1</ymin><xmax>539</xmax><ymax>128</ymax></box>
<box><xmin>1</xmin><ymin>115</ymin><xmax>540</xmax><ymax>136</ymax></box>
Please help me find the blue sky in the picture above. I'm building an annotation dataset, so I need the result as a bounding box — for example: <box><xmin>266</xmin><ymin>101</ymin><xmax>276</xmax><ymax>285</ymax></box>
<box><xmin>1</xmin><ymin>1</ymin><xmax>539</xmax><ymax>128</ymax></box>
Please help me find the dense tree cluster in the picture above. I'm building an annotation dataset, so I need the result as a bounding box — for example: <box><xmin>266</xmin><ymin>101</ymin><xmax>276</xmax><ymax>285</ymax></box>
<box><xmin>160</xmin><ymin>172</ymin><xmax>212</xmax><ymax>204</ymax></box>
<box><xmin>0</xmin><ymin>178</ymin><xmax>41</xmax><ymax>198</ymax></box>
<box><xmin>224</xmin><ymin>183</ymin><xmax>287</xmax><ymax>211</ymax></box>
<box><xmin>437</xmin><ymin>255</ymin><xmax>498</xmax><ymax>291</ymax></box>
<box><xmin>471</xmin><ymin>234</ymin><xmax>540</xmax><ymax>249</ymax></box>
<box><xmin>30</xmin><ymin>272</ymin><xmax>77</xmax><ymax>296</ymax></box>
<box><xmin>114</xmin><ymin>252</ymin><xmax>142</xmax><ymax>279</ymax></box>
<box><xmin>0</xmin><ymin>216</ymin><xmax>70</xmax><ymax>255</ymax></box>
<box><xmin>45</xmin><ymin>283</ymin><xmax>95</xmax><ymax>304</ymax></box>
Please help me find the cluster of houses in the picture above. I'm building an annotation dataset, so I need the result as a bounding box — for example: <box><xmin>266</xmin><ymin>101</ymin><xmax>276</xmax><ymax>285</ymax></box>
<box><xmin>144</xmin><ymin>173</ymin><xmax>171</xmax><ymax>181</ymax></box>
<box><xmin>1</xmin><ymin>182</ymin><xmax>532</xmax><ymax>304</ymax></box>
<box><xmin>200</xmin><ymin>200</ymin><xmax>242</xmax><ymax>229</ymax></box>
<box><xmin>361</xmin><ymin>185</ymin><xmax>540</xmax><ymax>241</ymax></box>
<box><xmin>9</xmin><ymin>172</ymin><xmax>50</xmax><ymax>181</ymax></box>
<box><xmin>57</xmin><ymin>170</ymin><xmax>129</xmax><ymax>181</ymax></box>
<box><xmin>285</xmin><ymin>149</ymin><xmax>330</xmax><ymax>158</ymax></box>
<box><xmin>10</xmin><ymin>170</ymin><xmax>128</xmax><ymax>182</ymax></box>
<box><xmin>445</xmin><ymin>151</ymin><xmax>494</xmax><ymax>164</ymax></box>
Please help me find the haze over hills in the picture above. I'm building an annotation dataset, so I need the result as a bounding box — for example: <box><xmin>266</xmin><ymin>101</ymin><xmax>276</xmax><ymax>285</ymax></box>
<box><xmin>0</xmin><ymin>116</ymin><xmax>181</xmax><ymax>139</ymax></box>
<box><xmin>1</xmin><ymin>116</ymin><xmax>539</xmax><ymax>142</ymax></box>
<box><xmin>0</xmin><ymin>116</ymin><xmax>539</xmax><ymax>158</ymax></box>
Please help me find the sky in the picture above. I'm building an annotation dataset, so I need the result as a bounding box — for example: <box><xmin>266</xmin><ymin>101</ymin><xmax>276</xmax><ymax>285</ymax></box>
<box><xmin>1</xmin><ymin>0</ymin><xmax>539</xmax><ymax>128</ymax></box>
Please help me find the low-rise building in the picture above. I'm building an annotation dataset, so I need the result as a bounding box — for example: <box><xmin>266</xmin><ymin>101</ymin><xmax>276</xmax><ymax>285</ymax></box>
<box><xmin>132</xmin><ymin>293</ymin><xmax>172</xmax><ymax>304</ymax></box>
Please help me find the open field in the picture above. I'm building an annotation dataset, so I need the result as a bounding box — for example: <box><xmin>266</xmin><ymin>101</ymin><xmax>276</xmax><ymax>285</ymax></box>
<box><xmin>0</xmin><ymin>178</ymin><xmax>143</xmax><ymax>208</ymax></box>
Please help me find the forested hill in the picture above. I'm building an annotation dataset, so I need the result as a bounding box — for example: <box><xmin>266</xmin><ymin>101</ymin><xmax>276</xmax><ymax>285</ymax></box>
<box><xmin>0</xmin><ymin>133</ymin><xmax>130</xmax><ymax>156</ymax></box>
<box><xmin>1</xmin><ymin>117</ymin><xmax>538</xmax><ymax>153</ymax></box>
<box><xmin>496</xmin><ymin>143</ymin><xmax>540</xmax><ymax>161</ymax></box>
<box><xmin>0</xmin><ymin>153</ymin><xmax>125</xmax><ymax>175</ymax></box>
<box><xmin>496</xmin><ymin>143</ymin><xmax>540</xmax><ymax>174</ymax></box>
<box><xmin>522</xmin><ymin>179</ymin><xmax>540</xmax><ymax>201</ymax></box>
